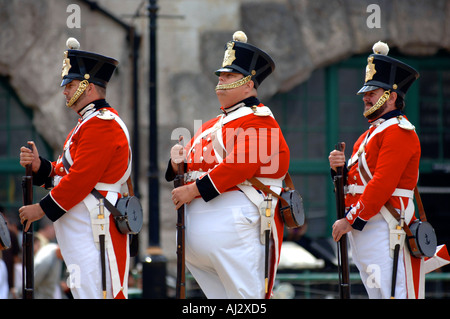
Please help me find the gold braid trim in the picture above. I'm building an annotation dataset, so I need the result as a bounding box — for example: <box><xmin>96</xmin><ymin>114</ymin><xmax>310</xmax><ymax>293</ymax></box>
<box><xmin>215</xmin><ymin>74</ymin><xmax>252</xmax><ymax>91</ymax></box>
<box><xmin>67</xmin><ymin>80</ymin><xmax>89</xmax><ymax>108</ymax></box>
<box><xmin>363</xmin><ymin>90</ymin><xmax>391</xmax><ymax>118</ymax></box>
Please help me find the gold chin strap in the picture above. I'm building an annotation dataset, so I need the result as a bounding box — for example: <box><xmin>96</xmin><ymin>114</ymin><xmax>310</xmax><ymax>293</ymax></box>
<box><xmin>363</xmin><ymin>90</ymin><xmax>391</xmax><ymax>118</ymax></box>
<box><xmin>215</xmin><ymin>74</ymin><xmax>252</xmax><ymax>91</ymax></box>
<box><xmin>66</xmin><ymin>80</ymin><xmax>89</xmax><ymax>108</ymax></box>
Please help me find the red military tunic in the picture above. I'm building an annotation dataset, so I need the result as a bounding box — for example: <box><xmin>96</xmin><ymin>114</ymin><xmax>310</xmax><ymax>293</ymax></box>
<box><xmin>344</xmin><ymin>112</ymin><xmax>420</xmax><ymax>229</ymax></box>
<box><xmin>36</xmin><ymin>99</ymin><xmax>130</xmax><ymax>299</ymax></box>
<box><xmin>190</xmin><ymin>105</ymin><xmax>290</xmax><ymax>200</ymax></box>
<box><xmin>171</xmin><ymin>97</ymin><xmax>290</xmax><ymax>298</ymax></box>
<box><xmin>40</xmin><ymin>104</ymin><xmax>129</xmax><ymax>217</ymax></box>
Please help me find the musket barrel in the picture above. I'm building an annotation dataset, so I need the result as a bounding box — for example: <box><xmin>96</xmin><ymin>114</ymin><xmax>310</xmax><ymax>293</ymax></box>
<box><xmin>175</xmin><ymin>160</ymin><xmax>186</xmax><ymax>299</ymax></box>
<box><xmin>334</xmin><ymin>142</ymin><xmax>351</xmax><ymax>299</ymax></box>
<box><xmin>22</xmin><ymin>163</ymin><xmax>34</xmax><ymax>299</ymax></box>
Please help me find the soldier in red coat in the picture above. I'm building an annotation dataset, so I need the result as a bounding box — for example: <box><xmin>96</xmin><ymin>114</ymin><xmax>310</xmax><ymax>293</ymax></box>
<box><xmin>167</xmin><ymin>31</ymin><xmax>290</xmax><ymax>298</ymax></box>
<box><xmin>329</xmin><ymin>41</ymin><xmax>449</xmax><ymax>298</ymax></box>
<box><xmin>19</xmin><ymin>38</ymin><xmax>131</xmax><ymax>299</ymax></box>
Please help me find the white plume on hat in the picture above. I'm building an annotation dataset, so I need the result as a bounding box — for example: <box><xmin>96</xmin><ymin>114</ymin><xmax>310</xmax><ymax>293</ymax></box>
<box><xmin>66</xmin><ymin>37</ymin><xmax>80</xmax><ymax>50</ymax></box>
<box><xmin>233</xmin><ymin>31</ymin><xmax>247</xmax><ymax>43</ymax></box>
<box><xmin>372</xmin><ymin>41</ymin><xmax>389</xmax><ymax>55</ymax></box>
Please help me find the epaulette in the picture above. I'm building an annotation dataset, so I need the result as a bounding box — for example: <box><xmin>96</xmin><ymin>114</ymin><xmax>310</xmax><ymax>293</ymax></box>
<box><xmin>97</xmin><ymin>109</ymin><xmax>115</xmax><ymax>120</ymax></box>
<box><xmin>251</xmin><ymin>105</ymin><xmax>272</xmax><ymax>117</ymax></box>
<box><xmin>397</xmin><ymin>115</ymin><xmax>415</xmax><ymax>131</ymax></box>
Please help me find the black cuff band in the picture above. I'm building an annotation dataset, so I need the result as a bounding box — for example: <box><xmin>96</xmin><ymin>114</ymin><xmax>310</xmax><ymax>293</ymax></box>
<box><xmin>40</xmin><ymin>194</ymin><xmax>66</xmax><ymax>222</ymax></box>
<box><xmin>196</xmin><ymin>175</ymin><xmax>220</xmax><ymax>202</ymax></box>
<box><xmin>33</xmin><ymin>157</ymin><xmax>52</xmax><ymax>187</ymax></box>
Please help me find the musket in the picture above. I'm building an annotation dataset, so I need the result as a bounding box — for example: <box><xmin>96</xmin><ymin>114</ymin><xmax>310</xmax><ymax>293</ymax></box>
<box><xmin>174</xmin><ymin>151</ymin><xmax>186</xmax><ymax>299</ymax></box>
<box><xmin>333</xmin><ymin>142</ymin><xmax>351</xmax><ymax>299</ymax></box>
<box><xmin>21</xmin><ymin>158</ymin><xmax>34</xmax><ymax>299</ymax></box>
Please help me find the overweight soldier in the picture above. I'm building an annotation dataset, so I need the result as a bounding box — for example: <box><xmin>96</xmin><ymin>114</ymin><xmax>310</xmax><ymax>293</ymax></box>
<box><xmin>166</xmin><ymin>31</ymin><xmax>290</xmax><ymax>298</ymax></box>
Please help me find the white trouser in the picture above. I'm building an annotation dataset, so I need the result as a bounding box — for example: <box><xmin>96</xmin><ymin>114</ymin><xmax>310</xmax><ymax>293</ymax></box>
<box><xmin>348</xmin><ymin>213</ymin><xmax>406</xmax><ymax>299</ymax></box>
<box><xmin>185</xmin><ymin>191</ymin><xmax>265</xmax><ymax>299</ymax></box>
<box><xmin>53</xmin><ymin>200</ymin><xmax>113</xmax><ymax>299</ymax></box>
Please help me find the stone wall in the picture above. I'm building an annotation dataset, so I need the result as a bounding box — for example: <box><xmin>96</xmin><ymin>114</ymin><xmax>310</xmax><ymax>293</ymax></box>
<box><xmin>0</xmin><ymin>0</ymin><xmax>132</xmax><ymax>151</ymax></box>
<box><xmin>196</xmin><ymin>0</ymin><xmax>450</xmax><ymax>102</ymax></box>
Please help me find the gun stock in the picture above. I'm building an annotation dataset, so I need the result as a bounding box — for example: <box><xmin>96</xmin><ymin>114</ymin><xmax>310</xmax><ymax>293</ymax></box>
<box><xmin>174</xmin><ymin>161</ymin><xmax>186</xmax><ymax>299</ymax></box>
<box><xmin>22</xmin><ymin>162</ymin><xmax>34</xmax><ymax>299</ymax></box>
<box><xmin>333</xmin><ymin>142</ymin><xmax>350</xmax><ymax>299</ymax></box>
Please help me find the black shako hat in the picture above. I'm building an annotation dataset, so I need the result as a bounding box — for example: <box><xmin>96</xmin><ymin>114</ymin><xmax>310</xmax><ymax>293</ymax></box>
<box><xmin>61</xmin><ymin>37</ymin><xmax>118</xmax><ymax>88</ymax></box>
<box><xmin>215</xmin><ymin>31</ymin><xmax>275</xmax><ymax>89</ymax></box>
<box><xmin>357</xmin><ymin>41</ymin><xmax>419</xmax><ymax>98</ymax></box>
